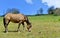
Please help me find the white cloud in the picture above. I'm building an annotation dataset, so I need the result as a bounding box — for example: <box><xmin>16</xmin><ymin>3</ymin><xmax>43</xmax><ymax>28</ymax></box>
<box><xmin>25</xmin><ymin>0</ymin><xmax>33</xmax><ymax>4</ymax></box>
<box><xmin>42</xmin><ymin>0</ymin><xmax>60</xmax><ymax>8</ymax></box>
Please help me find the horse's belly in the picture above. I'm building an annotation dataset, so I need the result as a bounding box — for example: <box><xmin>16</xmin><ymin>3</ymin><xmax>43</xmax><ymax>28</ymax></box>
<box><xmin>11</xmin><ymin>19</ymin><xmax>20</xmax><ymax>23</ymax></box>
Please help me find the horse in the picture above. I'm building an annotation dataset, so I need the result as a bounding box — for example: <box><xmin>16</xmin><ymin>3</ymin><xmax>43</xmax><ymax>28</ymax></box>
<box><xmin>3</xmin><ymin>13</ymin><xmax>32</xmax><ymax>33</ymax></box>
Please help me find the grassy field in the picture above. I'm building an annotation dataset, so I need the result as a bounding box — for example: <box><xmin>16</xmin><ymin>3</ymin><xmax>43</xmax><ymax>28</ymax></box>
<box><xmin>0</xmin><ymin>15</ymin><xmax>60</xmax><ymax>38</ymax></box>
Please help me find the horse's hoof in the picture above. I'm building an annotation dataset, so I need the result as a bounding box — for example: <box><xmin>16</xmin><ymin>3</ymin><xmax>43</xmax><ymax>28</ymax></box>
<box><xmin>28</xmin><ymin>30</ymin><xmax>31</xmax><ymax>32</ymax></box>
<box><xmin>18</xmin><ymin>31</ymin><xmax>21</xmax><ymax>33</ymax></box>
<box><xmin>17</xmin><ymin>30</ymin><xmax>21</xmax><ymax>32</ymax></box>
<box><xmin>4</xmin><ymin>31</ymin><xmax>8</xmax><ymax>33</ymax></box>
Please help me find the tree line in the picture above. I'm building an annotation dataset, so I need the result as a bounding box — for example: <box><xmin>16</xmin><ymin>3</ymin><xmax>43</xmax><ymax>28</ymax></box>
<box><xmin>36</xmin><ymin>6</ymin><xmax>60</xmax><ymax>16</ymax></box>
<box><xmin>2</xmin><ymin>7</ymin><xmax>60</xmax><ymax>16</ymax></box>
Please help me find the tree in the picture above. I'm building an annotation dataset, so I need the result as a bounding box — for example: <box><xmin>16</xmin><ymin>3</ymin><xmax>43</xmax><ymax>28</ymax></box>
<box><xmin>54</xmin><ymin>8</ymin><xmax>60</xmax><ymax>16</ymax></box>
<box><xmin>48</xmin><ymin>7</ymin><xmax>60</xmax><ymax>16</ymax></box>
<box><xmin>6</xmin><ymin>8</ymin><xmax>20</xmax><ymax>14</ymax></box>
<box><xmin>36</xmin><ymin>8</ymin><xmax>43</xmax><ymax>16</ymax></box>
<box><xmin>48</xmin><ymin>6</ymin><xmax>54</xmax><ymax>14</ymax></box>
<box><xmin>2</xmin><ymin>8</ymin><xmax>20</xmax><ymax>17</ymax></box>
<box><xmin>38</xmin><ymin>8</ymin><xmax>43</xmax><ymax>14</ymax></box>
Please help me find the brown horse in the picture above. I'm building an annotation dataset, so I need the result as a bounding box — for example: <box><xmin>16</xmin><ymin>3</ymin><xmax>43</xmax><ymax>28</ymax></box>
<box><xmin>3</xmin><ymin>13</ymin><xmax>32</xmax><ymax>33</ymax></box>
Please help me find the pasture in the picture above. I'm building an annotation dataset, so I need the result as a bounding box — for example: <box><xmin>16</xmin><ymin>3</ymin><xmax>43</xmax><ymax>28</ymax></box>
<box><xmin>0</xmin><ymin>15</ymin><xmax>60</xmax><ymax>38</ymax></box>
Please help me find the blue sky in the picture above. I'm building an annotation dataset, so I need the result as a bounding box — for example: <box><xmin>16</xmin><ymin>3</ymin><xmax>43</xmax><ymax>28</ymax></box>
<box><xmin>0</xmin><ymin>0</ymin><xmax>49</xmax><ymax>16</ymax></box>
<box><xmin>0</xmin><ymin>0</ymin><xmax>60</xmax><ymax>16</ymax></box>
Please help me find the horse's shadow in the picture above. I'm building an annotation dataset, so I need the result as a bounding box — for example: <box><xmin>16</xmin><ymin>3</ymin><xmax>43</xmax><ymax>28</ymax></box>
<box><xmin>8</xmin><ymin>30</ymin><xmax>18</xmax><ymax>32</ymax></box>
<box><xmin>3</xmin><ymin>30</ymin><xmax>18</xmax><ymax>33</ymax></box>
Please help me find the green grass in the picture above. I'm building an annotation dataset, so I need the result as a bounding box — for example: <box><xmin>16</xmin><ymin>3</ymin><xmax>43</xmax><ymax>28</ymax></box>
<box><xmin>0</xmin><ymin>16</ymin><xmax>60</xmax><ymax>38</ymax></box>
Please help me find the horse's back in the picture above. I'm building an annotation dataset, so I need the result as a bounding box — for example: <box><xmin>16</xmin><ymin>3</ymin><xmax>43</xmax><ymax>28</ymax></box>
<box><xmin>4</xmin><ymin>13</ymin><xmax>27</xmax><ymax>23</ymax></box>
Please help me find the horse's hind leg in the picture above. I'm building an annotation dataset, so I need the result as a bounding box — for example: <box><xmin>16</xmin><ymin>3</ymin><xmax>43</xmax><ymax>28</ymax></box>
<box><xmin>3</xmin><ymin>19</ymin><xmax>10</xmax><ymax>33</ymax></box>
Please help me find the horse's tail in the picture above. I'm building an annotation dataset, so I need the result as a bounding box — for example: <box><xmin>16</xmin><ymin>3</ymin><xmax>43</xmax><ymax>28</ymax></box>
<box><xmin>3</xmin><ymin>17</ymin><xmax>6</xmax><ymax>26</ymax></box>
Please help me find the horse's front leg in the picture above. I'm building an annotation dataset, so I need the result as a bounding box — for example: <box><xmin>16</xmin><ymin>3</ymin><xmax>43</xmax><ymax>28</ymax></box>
<box><xmin>17</xmin><ymin>23</ymin><xmax>21</xmax><ymax>32</ymax></box>
<box><xmin>21</xmin><ymin>22</ymin><xmax>25</xmax><ymax>30</ymax></box>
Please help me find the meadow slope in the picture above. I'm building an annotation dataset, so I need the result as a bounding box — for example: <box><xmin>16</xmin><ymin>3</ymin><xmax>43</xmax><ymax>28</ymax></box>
<box><xmin>0</xmin><ymin>16</ymin><xmax>60</xmax><ymax>38</ymax></box>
